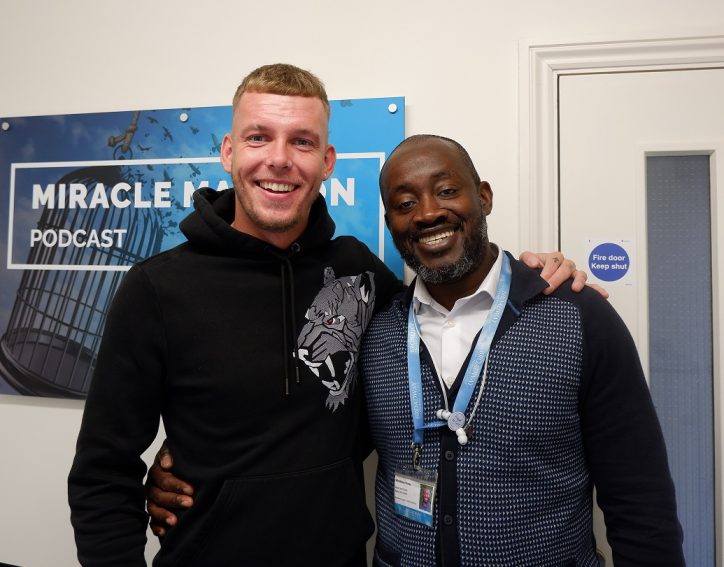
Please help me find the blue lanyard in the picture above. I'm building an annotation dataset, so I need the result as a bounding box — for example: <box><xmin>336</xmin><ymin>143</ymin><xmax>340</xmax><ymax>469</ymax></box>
<box><xmin>407</xmin><ymin>253</ymin><xmax>512</xmax><ymax>447</ymax></box>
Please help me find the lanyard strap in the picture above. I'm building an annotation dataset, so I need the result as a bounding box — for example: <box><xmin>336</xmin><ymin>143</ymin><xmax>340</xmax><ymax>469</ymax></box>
<box><xmin>407</xmin><ymin>253</ymin><xmax>512</xmax><ymax>446</ymax></box>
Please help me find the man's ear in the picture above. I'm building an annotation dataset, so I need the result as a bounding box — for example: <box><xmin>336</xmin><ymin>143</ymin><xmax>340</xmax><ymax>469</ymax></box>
<box><xmin>479</xmin><ymin>181</ymin><xmax>493</xmax><ymax>215</ymax></box>
<box><xmin>220</xmin><ymin>133</ymin><xmax>233</xmax><ymax>173</ymax></box>
<box><xmin>322</xmin><ymin>144</ymin><xmax>337</xmax><ymax>180</ymax></box>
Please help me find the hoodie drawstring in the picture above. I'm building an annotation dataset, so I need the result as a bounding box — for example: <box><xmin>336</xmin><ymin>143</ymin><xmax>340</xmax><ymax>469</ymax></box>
<box><xmin>270</xmin><ymin>243</ymin><xmax>301</xmax><ymax>396</ymax></box>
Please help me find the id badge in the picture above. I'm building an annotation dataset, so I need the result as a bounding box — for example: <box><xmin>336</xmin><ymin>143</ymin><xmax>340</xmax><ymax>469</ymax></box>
<box><xmin>393</xmin><ymin>467</ymin><xmax>438</xmax><ymax>527</ymax></box>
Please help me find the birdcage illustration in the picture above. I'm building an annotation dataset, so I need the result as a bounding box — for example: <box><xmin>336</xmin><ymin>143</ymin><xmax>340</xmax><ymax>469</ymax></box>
<box><xmin>0</xmin><ymin>165</ymin><xmax>163</xmax><ymax>398</ymax></box>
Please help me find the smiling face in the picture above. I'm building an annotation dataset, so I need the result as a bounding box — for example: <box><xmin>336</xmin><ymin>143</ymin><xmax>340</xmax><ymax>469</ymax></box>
<box><xmin>221</xmin><ymin>91</ymin><xmax>336</xmax><ymax>249</ymax></box>
<box><xmin>381</xmin><ymin>137</ymin><xmax>493</xmax><ymax>288</ymax></box>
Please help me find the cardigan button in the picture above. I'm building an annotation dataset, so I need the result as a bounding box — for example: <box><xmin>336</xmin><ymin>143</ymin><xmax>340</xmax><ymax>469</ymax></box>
<box><xmin>444</xmin><ymin>450</ymin><xmax>455</xmax><ymax>461</ymax></box>
<box><xmin>443</xmin><ymin>514</ymin><xmax>454</xmax><ymax>526</ymax></box>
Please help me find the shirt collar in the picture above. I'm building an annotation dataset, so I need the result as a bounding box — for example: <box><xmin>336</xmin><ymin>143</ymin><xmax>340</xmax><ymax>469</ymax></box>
<box><xmin>412</xmin><ymin>244</ymin><xmax>503</xmax><ymax>315</ymax></box>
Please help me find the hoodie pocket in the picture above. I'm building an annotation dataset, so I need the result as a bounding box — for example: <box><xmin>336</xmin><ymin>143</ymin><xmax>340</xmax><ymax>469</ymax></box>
<box><xmin>163</xmin><ymin>457</ymin><xmax>373</xmax><ymax>567</ymax></box>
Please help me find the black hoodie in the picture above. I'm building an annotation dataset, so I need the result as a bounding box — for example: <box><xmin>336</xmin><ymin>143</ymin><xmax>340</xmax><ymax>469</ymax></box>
<box><xmin>68</xmin><ymin>188</ymin><xmax>403</xmax><ymax>566</ymax></box>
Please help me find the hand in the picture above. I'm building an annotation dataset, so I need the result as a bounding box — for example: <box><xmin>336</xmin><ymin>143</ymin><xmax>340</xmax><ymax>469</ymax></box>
<box><xmin>146</xmin><ymin>441</ymin><xmax>195</xmax><ymax>538</ymax></box>
<box><xmin>519</xmin><ymin>251</ymin><xmax>609</xmax><ymax>298</ymax></box>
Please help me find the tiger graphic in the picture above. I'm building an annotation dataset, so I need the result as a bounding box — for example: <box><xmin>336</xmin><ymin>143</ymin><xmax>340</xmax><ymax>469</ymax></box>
<box><xmin>297</xmin><ymin>267</ymin><xmax>375</xmax><ymax>411</ymax></box>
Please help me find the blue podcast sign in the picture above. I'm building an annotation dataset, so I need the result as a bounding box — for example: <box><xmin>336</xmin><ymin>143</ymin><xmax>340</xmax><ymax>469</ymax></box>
<box><xmin>0</xmin><ymin>98</ymin><xmax>404</xmax><ymax>398</ymax></box>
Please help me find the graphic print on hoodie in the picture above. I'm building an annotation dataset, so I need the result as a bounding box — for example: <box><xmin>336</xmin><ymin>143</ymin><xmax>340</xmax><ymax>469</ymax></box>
<box><xmin>297</xmin><ymin>267</ymin><xmax>375</xmax><ymax>410</ymax></box>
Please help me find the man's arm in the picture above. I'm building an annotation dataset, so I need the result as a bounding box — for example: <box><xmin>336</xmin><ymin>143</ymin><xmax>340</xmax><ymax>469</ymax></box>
<box><xmin>519</xmin><ymin>250</ymin><xmax>608</xmax><ymax>297</ymax></box>
<box><xmin>68</xmin><ymin>265</ymin><xmax>165</xmax><ymax>566</ymax></box>
<box><xmin>578</xmin><ymin>291</ymin><xmax>684</xmax><ymax>566</ymax></box>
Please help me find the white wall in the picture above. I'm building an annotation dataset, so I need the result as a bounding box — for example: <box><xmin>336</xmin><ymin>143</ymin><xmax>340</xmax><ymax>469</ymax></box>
<box><xmin>1</xmin><ymin>1</ymin><xmax>722</xmax><ymax>565</ymax></box>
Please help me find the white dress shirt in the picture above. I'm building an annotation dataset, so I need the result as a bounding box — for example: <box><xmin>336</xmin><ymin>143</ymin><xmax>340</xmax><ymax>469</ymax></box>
<box><xmin>412</xmin><ymin>246</ymin><xmax>503</xmax><ymax>389</ymax></box>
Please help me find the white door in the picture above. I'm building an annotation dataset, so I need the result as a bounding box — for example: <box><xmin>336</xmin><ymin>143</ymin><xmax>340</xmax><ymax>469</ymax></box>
<box><xmin>559</xmin><ymin>68</ymin><xmax>724</xmax><ymax>566</ymax></box>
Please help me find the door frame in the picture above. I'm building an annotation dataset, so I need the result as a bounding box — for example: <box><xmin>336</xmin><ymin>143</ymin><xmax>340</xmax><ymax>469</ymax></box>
<box><xmin>519</xmin><ymin>34</ymin><xmax>724</xmax><ymax>566</ymax></box>
<box><xmin>518</xmin><ymin>34</ymin><xmax>724</xmax><ymax>250</ymax></box>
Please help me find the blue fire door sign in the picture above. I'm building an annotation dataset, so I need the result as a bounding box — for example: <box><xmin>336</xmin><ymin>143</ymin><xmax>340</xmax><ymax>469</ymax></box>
<box><xmin>586</xmin><ymin>240</ymin><xmax>634</xmax><ymax>284</ymax></box>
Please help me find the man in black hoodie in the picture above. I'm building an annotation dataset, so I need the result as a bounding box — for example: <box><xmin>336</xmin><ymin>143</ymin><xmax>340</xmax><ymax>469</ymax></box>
<box><xmin>69</xmin><ymin>64</ymin><xmax>585</xmax><ymax>567</ymax></box>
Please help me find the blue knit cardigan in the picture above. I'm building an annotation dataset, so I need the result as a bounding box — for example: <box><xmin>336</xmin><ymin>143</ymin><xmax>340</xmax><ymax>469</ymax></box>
<box><xmin>361</xmin><ymin>253</ymin><xmax>683</xmax><ymax>567</ymax></box>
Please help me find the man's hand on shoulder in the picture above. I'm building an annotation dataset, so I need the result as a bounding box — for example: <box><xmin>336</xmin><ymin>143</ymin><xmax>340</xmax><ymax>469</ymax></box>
<box><xmin>519</xmin><ymin>251</ymin><xmax>609</xmax><ymax>298</ymax></box>
<box><xmin>146</xmin><ymin>441</ymin><xmax>195</xmax><ymax>538</ymax></box>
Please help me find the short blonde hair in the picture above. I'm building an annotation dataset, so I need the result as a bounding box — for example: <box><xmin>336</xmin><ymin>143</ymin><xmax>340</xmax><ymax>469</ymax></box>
<box><xmin>232</xmin><ymin>63</ymin><xmax>330</xmax><ymax>118</ymax></box>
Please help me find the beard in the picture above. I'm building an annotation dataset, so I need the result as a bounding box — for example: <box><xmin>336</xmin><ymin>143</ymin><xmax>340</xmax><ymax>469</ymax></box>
<box><xmin>398</xmin><ymin>214</ymin><xmax>489</xmax><ymax>285</ymax></box>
